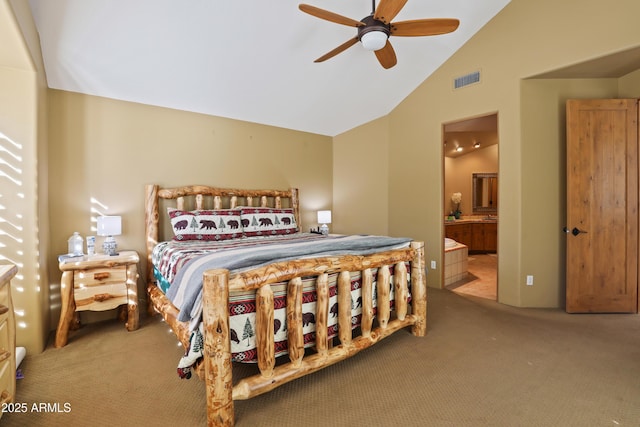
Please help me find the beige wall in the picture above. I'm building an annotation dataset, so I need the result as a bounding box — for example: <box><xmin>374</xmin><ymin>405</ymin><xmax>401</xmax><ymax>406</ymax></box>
<box><xmin>333</xmin><ymin>116</ymin><xmax>389</xmax><ymax>236</ymax></box>
<box><xmin>335</xmin><ymin>0</ymin><xmax>640</xmax><ymax>303</ymax></box>
<box><xmin>47</xmin><ymin>91</ymin><xmax>333</xmax><ymax>326</ymax></box>
<box><xmin>0</xmin><ymin>0</ymin><xmax>49</xmax><ymax>354</ymax></box>
<box><xmin>618</xmin><ymin>68</ymin><xmax>640</xmax><ymax>97</ymax></box>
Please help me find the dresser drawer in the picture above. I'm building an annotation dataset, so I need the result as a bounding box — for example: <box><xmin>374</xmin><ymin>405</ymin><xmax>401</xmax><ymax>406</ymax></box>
<box><xmin>74</xmin><ymin>266</ymin><xmax>127</xmax><ymax>288</ymax></box>
<box><xmin>0</xmin><ymin>321</ymin><xmax>8</xmax><ymax>356</ymax></box>
<box><xmin>0</xmin><ymin>265</ymin><xmax>15</xmax><ymax>409</ymax></box>
<box><xmin>0</xmin><ymin>320</ymin><xmax>11</xmax><ymax>404</ymax></box>
<box><xmin>0</xmin><ymin>304</ymin><xmax>9</xmax><ymax>326</ymax></box>
<box><xmin>0</xmin><ymin>354</ymin><xmax>12</xmax><ymax>408</ymax></box>
<box><xmin>0</xmin><ymin>286</ymin><xmax>10</xmax><ymax>326</ymax></box>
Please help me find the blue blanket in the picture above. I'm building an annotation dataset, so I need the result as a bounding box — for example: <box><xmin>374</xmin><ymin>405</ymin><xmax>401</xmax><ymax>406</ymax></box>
<box><xmin>164</xmin><ymin>234</ymin><xmax>411</xmax><ymax>325</ymax></box>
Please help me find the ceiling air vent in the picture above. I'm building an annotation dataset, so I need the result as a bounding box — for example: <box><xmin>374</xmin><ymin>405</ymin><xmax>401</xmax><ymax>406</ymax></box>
<box><xmin>453</xmin><ymin>70</ymin><xmax>481</xmax><ymax>90</ymax></box>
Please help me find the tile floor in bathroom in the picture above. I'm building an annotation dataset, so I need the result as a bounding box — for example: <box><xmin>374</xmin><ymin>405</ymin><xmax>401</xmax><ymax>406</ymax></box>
<box><xmin>446</xmin><ymin>254</ymin><xmax>497</xmax><ymax>300</ymax></box>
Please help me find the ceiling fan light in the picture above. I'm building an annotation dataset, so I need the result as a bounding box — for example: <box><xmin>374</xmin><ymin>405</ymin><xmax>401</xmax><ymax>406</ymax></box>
<box><xmin>361</xmin><ymin>30</ymin><xmax>388</xmax><ymax>51</ymax></box>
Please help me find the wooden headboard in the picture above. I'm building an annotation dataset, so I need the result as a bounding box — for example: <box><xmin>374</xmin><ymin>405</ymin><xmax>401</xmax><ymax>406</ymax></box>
<box><xmin>144</xmin><ymin>184</ymin><xmax>300</xmax><ymax>295</ymax></box>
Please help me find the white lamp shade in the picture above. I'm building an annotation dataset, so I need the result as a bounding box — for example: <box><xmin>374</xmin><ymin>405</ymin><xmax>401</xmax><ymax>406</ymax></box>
<box><xmin>317</xmin><ymin>210</ymin><xmax>332</xmax><ymax>224</ymax></box>
<box><xmin>97</xmin><ymin>216</ymin><xmax>122</xmax><ymax>236</ymax></box>
<box><xmin>361</xmin><ymin>31</ymin><xmax>388</xmax><ymax>51</ymax></box>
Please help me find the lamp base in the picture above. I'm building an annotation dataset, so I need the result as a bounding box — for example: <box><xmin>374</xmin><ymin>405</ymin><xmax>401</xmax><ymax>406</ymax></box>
<box><xmin>102</xmin><ymin>236</ymin><xmax>118</xmax><ymax>256</ymax></box>
<box><xmin>320</xmin><ymin>224</ymin><xmax>329</xmax><ymax>235</ymax></box>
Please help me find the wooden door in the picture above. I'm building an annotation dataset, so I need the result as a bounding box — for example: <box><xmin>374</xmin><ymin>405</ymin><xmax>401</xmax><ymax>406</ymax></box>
<box><xmin>566</xmin><ymin>99</ymin><xmax>638</xmax><ymax>313</ymax></box>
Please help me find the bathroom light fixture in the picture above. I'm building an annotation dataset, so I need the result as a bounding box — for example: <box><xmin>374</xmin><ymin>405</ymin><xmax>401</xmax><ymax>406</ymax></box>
<box><xmin>317</xmin><ymin>210</ymin><xmax>332</xmax><ymax>235</ymax></box>
<box><xmin>473</xmin><ymin>142</ymin><xmax>481</xmax><ymax>148</ymax></box>
<box><xmin>97</xmin><ymin>215</ymin><xmax>122</xmax><ymax>255</ymax></box>
<box><xmin>456</xmin><ymin>147</ymin><xmax>463</xmax><ymax>152</ymax></box>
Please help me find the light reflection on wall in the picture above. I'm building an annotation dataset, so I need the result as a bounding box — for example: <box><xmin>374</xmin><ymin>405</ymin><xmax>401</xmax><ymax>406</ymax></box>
<box><xmin>0</xmin><ymin>132</ymin><xmax>26</xmax><ymax>330</ymax></box>
<box><xmin>90</xmin><ymin>197</ymin><xmax>109</xmax><ymax>232</ymax></box>
<box><xmin>90</xmin><ymin>197</ymin><xmax>114</xmax><ymax>256</ymax></box>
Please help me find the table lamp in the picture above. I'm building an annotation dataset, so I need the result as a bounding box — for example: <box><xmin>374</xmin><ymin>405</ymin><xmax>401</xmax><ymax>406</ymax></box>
<box><xmin>317</xmin><ymin>210</ymin><xmax>332</xmax><ymax>235</ymax></box>
<box><xmin>97</xmin><ymin>215</ymin><xmax>122</xmax><ymax>255</ymax></box>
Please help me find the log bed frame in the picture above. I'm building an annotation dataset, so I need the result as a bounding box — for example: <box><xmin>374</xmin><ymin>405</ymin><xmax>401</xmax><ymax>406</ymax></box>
<box><xmin>144</xmin><ymin>184</ymin><xmax>427</xmax><ymax>426</ymax></box>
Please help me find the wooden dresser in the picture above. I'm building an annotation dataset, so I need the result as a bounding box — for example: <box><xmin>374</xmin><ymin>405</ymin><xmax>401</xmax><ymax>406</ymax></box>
<box><xmin>0</xmin><ymin>264</ymin><xmax>17</xmax><ymax>417</ymax></box>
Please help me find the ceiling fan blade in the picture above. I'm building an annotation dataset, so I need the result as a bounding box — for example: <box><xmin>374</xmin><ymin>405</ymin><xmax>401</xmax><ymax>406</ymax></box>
<box><xmin>391</xmin><ymin>18</ymin><xmax>460</xmax><ymax>37</ymax></box>
<box><xmin>374</xmin><ymin>40</ymin><xmax>397</xmax><ymax>69</ymax></box>
<box><xmin>299</xmin><ymin>4</ymin><xmax>365</xmax><ymax>27</ymax></box>
<box><xmin>314</xmin><ymin>37</ymin><xmax>359</xmax><ymax>63</ymax></box>
<box><xmin>373</xmin><ymin>0</ymin><xmax>408</xmax><ymax>25</ymax></box>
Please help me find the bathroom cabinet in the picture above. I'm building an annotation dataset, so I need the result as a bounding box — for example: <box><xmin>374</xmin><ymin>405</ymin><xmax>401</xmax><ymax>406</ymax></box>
<box><xmin>474</xmin><ymin>222</ymin><xmax>497</xmax><ymax>252</ymax></box>
<box><xmin>445</xmin><ymin>223</ymin><xmax>472</xmax><ymax>248</ymax></box>
<box><xmin>445</xmin><ymin>222</ymin><xmax>497</xmax><ymax>253</ymax></box>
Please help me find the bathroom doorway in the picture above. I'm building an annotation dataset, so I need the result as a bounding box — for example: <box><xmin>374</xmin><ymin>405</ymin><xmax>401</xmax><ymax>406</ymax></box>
<box><xmin>442</xmin><ymin>113</ymin><xmax>498</xmax><ymax>301</ymax></box>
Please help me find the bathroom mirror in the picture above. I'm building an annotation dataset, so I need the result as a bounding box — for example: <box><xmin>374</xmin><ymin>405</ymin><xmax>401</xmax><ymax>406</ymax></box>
<box><xmin>472</xmin><ymin>173</ymin><xmax>498</xmax><ymax>214</ymax></box>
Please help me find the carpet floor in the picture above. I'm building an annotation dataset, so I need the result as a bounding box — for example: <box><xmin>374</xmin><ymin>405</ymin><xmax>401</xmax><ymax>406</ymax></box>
<box><xmin>3</xmin><ymin>288</ymin><xmax>640</xmax><ymax>426</ymax></box>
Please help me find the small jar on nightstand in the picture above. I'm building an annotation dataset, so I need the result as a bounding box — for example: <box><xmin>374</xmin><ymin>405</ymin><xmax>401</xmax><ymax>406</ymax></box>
<box><xmin>55</xmin><ymin>250</ymin><xmax>140</xmax><ymax>348</ymax></box>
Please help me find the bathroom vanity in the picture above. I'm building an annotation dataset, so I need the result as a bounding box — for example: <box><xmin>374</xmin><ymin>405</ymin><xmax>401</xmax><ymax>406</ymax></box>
<box><xmin>445</xmin><ymin>220</ymin><xmax>497</xmax><ymax>253</ymax></box>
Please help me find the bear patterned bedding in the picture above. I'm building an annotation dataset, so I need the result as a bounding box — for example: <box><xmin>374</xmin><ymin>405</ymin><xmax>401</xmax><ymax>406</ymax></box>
<box><xmin>151</xmin><ymin>232</ymin><xmax>412</xmax><ymax>373</ymax></box>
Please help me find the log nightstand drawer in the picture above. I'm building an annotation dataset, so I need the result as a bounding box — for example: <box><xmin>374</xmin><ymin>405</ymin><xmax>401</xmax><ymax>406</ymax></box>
<box><xmin>75</xmin><ymin>267</ymin><xmax>127</xmax><ymax>286</ymax></box>
<box><xmin>74</xmin><ymin>266</ymin><xmax>128</xmax><ymax>311</ymax></box>
<box><xmin>55</xmin><ymin>251</ymin><xmax>139</xmax><ymax>348</ymax></box>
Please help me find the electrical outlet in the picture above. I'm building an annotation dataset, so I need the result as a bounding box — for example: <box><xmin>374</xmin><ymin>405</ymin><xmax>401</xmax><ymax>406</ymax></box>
<box><xmin>526</xmin><ymin>275</ymin><xmax>534</xmax><ymax>286</ymax></box>
<box><xmin>430</xmin><ymin>260</ymin><xmax>437</xmax><ymax>270</ymax></box>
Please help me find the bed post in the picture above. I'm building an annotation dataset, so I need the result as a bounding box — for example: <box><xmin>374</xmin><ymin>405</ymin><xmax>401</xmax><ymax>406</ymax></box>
<box><xmin>290</xmin><ymin>188</ymin><xmax>300</xmax><ymax>231</ymax></box>
<box><xmin>202</xmin><ymin>268</ymin><xmax>234</xmax><ymax>427</ymax></box>
<box><xmin>410</xmin><ymin>241</ymin><xmax>427</xmax><ymax>337</ymax></box>
<box><xmin>145</xmin><ymin>184</ymin><xmax>159</xmax><ymax>316</ymax></box>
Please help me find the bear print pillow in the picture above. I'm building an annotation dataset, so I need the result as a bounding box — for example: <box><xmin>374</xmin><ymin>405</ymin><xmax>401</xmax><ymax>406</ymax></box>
<box><xmin>168</xmin><ymin>208</ymin><xmax>243</xmax><ymax>241</ymax></box>
<box><xmin>239</xmin><ymin>208</ymin><xmax>298</xmax><ymax>237</ymax></box>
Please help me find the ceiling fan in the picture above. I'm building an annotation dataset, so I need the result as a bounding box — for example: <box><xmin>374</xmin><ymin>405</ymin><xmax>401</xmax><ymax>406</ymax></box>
<box><xmin>299</xmin><ymin>0</ymin><xmax>460</xmax><ymax>69</ymax></box>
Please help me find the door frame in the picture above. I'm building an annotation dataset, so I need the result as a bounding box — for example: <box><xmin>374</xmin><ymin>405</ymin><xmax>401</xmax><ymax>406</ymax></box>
<box><xmin>441</xmin><ymin>112</ymin><xmax>500</xmax><ymax>300</ymax></box>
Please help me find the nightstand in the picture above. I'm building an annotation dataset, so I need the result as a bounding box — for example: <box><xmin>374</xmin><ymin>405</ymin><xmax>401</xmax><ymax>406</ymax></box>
<box><xmin>55</xmin><ymin>250</ymin><xmax>139</xmax><ymax>348</ymax></box>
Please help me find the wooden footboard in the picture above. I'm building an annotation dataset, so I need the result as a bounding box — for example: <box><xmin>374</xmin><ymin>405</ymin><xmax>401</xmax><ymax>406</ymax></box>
<box><xmin>149</xmin><ymin>242</ymin><xmax>426</xmax><ymax>426</ymax></box>
<box><xmin>144</xmin><ymin>184</ymin><xmax>427</xmax><ymax>426</ymax></box>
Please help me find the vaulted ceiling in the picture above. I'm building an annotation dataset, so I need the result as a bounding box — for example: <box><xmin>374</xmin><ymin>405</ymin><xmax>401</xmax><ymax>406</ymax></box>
<box><xmin>27</xmin><ymin>0</ymin><xmax>511</xmax><ymax>136</ymax></box>
<box><xmin>1</xmin><ymin>1</ymin><xmax>33</xmax><ymax>71</ymax></box>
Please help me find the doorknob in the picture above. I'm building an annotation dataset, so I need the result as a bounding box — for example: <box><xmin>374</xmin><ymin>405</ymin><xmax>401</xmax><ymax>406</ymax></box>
<box><xmin>571</xmin><ymin>227</ymin><xmax>588</xmax><ymax>236</ymax></box>
<box><xmin>563</xmin><ymin>226</ymin><xmax>588</xmax><ymax>236</ymax></box>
